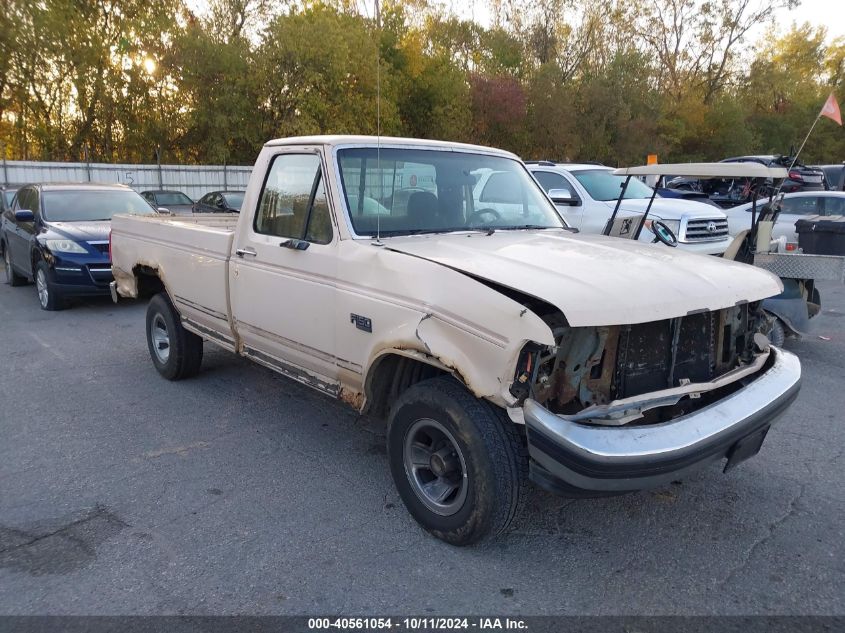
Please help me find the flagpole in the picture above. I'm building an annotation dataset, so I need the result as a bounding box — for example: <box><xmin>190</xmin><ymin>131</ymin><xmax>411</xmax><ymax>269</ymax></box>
<box><xmin>774</xmin><ymin>112</ymin><xmax>822</xmax><ymax>197</ymax></box>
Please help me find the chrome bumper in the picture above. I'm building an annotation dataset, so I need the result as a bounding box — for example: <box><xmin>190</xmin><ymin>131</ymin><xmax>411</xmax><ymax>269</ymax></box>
<box><xmin>524</xmin><ymin>347</ymin><xmax>801</xmax><ymax>494</ymax></box>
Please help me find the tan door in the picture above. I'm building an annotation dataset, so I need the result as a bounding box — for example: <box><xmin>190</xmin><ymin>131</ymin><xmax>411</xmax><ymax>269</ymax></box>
<box><xmin>229</xmin><ymin>150</ymin><xmax>339</xmax><ymax>393</ymax></box>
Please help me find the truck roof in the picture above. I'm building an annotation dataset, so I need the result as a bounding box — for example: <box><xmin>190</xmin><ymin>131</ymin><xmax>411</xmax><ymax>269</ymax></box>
<box><xmin>264</xmin><ymin>135</ymin><xmax>519</xmax><ymax>160</ymax></box>
<box><xmin>26</xmin><ymin>182</ymin><xmax>133</xmax><ymax>192</ymax></box>
<box><xmin>532</xmin><ymin>163</ymin><xmax>609</xmax><ymax>172</ymax></box>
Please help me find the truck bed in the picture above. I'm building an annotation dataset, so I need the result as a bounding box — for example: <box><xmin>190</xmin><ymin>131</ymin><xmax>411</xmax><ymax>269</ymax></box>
<box><xmin>110</xmin><ymin>213</ymin><xmax>238</xmax><ymax>349</ymax></box>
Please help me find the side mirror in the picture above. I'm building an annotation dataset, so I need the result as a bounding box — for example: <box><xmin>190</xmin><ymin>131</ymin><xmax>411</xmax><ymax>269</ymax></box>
<box><xmin>15</xmin><ymin>209</ymin><xmax>35</xmax><ymax>222</ymax></box>
<box><xmin>157</xmin><ymin>207</ymin><xmax>171</xmax><ymax>214</ymax></box>
<box><xmin>548</xmin><ymin>188</ymin><xmax>578</xmax><ymax>206</ymax></box>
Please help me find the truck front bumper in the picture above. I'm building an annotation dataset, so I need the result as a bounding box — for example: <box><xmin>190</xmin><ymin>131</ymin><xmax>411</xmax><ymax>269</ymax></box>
<box><xmin>524</xmin><ymin>347</ymin><xmax>801</xmax><ymax>495</ymax></box>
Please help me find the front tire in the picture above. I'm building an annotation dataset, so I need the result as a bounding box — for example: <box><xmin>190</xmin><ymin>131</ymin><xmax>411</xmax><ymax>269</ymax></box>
<box><xmin>145</xmin><ymin>293</ymin><xmax>203</xmax><ymax>380</ymax></box>
<box><xmin>387</xmin><ymin>377</ymin><xmax>527</xmax><ymax>546</ymax></box>
<box><xmin>35</xmin><ymin>261</ymin><xmax>64</xmax><ymax>310</ymax></box>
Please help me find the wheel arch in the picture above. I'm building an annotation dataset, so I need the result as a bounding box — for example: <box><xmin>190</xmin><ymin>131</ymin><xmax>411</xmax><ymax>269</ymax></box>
<box><xmin>361</xmin><ymin>349</ymin><xmax>452</xmax><ymax>419</ymax></box>
<box><xmin>113</xmin><ymin>262</ymin><xmax>167</xmax><ymax>300</ymax></box>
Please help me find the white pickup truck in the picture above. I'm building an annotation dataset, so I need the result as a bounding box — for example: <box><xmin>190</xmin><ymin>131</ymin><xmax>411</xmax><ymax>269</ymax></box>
<box><xmin>526</xmin><ymin>162</ymin><xmax>731</xmax><ymax>254</ymax></box>
<box><xmin>111</xmin><ymin>135</ymin><xmax>802</xmax><ymax>545</ymax></box>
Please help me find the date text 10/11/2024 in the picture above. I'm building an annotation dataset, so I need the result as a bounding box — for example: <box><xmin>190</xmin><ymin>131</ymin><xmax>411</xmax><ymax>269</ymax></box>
<box><xmin>307</xmin><ymin>618</ymin><xmax>529</xmax><ymax>630</ymax></box>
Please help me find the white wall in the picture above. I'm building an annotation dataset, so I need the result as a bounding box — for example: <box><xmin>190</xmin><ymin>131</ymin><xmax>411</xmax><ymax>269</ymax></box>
<box><xmin>1</xmin><ymin>160</ymin><xmax>253</xmax><ymax>202</ymax></box>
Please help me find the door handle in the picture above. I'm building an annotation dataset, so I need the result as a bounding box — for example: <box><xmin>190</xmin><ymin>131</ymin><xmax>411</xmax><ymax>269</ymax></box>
<box><xmin>235</xmin><ymin>247</ymin><xmax>257</xmax><ymax>258</ymax></box>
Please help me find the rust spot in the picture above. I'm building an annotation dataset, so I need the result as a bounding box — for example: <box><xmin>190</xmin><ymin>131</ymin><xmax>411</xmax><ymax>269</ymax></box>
<box><xmin>339</xmin><ymin>387</ymin><xmax>365</xmax><ymax>411</ymax></box>
<box><xmin>112</xmin><ymin>266</ymin><xmax>139</xmax><ymax>298</ymax></box>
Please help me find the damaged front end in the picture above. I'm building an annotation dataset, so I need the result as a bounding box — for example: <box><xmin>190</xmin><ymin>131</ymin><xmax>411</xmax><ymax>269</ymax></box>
<box><xmin>510</xmin><ymin>304</ymin><xmax>802</xmax><ymax>495</ymax></box>
<box><xmin>512</xmin><ymin>303</ymin><xmax>769</xmax><ymax>425</ymax></box>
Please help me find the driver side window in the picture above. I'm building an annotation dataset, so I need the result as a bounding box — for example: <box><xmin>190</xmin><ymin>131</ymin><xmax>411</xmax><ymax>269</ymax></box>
<box><xmin>255</xmin><ymin>153</ymin><xmax>333</xmax><ymax>244</ymax></box>
<box><xmin>532</xmin><ymin>171</ymin><xmax>573</xmax><ymax>196</ymax></box>
<box><xmin>16</xmin><ymin>188</ymin><xmax>38</xmax><ymax>216</ymax></box>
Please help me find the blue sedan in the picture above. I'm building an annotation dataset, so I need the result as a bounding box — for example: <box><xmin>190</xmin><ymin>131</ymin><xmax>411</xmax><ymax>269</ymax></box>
<box><xmin>1</xmin><ymin>183</ymin><xmax>156</xmax><ymax>310</ymax></box>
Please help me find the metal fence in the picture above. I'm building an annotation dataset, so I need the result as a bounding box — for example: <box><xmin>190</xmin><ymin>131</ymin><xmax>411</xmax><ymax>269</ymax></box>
<box><xmin>0</xmin><ymin>159</ymin><xmax>253</xmax><ymax>201</ymax></box>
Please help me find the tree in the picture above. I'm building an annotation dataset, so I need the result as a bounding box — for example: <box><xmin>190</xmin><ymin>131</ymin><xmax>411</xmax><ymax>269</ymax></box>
<box><xmin>257</xmin><ymin>5</ymin><xmax>399</xmax><ymax>137</ymax></box>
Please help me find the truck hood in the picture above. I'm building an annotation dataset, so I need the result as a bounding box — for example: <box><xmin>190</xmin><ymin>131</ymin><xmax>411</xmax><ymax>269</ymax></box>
<box><xmin>601</xmin><ymin>198</ymin><xmax>727</xmax><ymax>220</ymax></box>
<box><xmin>383</xmin><ymin>230</ymin><xmax>782</xmax><ymax>327</ymax></box>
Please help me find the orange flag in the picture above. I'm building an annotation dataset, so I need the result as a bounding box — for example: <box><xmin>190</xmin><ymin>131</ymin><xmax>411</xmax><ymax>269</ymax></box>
<box><xmin>820</xmin><ymin>92</ymin><xmax>842</xmax><ymax>125</ymax></box>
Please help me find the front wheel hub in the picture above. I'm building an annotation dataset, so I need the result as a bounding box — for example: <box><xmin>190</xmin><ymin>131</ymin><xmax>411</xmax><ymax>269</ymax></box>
<box><xmin>403</xmin><ymin>418</ymin><xmax>469</xmax><ymax>516</ymax></box>
<box><xmin>429</xmin><ymin>446</ymin><xmax>460</xmax><ymax>478</ymax></box>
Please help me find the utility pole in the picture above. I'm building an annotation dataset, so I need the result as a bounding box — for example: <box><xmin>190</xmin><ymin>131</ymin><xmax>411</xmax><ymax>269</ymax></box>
<box><xmin>84</xmin><ymin>145</ymin><xmax>92</xmax><ymax>182</ymax></box>
<box><xmin>156</xmin><ymin>146</ymin><xmax>163</xmax><ymax>189</ymax></box>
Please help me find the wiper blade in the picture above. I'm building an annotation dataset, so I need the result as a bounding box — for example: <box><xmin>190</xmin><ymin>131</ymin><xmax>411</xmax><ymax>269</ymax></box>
<box><xmin>498</xmin><ymin>224</ymin><xmax>577</xmax><ymax>232</ymax></box>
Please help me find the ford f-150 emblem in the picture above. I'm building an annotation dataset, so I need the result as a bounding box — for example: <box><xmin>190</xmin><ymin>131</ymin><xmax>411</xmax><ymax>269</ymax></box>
<box><xmin>350</xmin><ymin>313</ymin><xmax>372</xmax><ymax>333</ymax></box>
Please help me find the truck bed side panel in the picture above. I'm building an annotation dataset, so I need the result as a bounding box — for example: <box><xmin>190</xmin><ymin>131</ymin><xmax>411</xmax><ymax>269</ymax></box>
<box><xmin>111</xmin><ymin>214</ymin><xmax>237</xmax><ymax>347</ymax></box>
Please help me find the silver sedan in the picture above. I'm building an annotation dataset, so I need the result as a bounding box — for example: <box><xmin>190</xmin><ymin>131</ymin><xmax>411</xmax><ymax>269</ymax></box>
<box><xmin>723</xmin><ymin>190</ymin><xmax>845</xmax><ymax>241</ymax></box>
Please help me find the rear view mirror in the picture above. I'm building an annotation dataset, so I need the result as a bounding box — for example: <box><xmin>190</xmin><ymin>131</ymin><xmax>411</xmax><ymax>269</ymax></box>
<box><xmin>548</xmin><ymin>188</ymin><xmax>578</xmax><ymax>206</ymax></box>
<box><xmin>15</xmin><ymin>209</ymin><xmax>34</xmax><ymax>222</ymax></box>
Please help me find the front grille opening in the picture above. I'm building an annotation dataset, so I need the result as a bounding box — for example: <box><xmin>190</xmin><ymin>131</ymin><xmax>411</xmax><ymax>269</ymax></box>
<box><xmin>532</xmin><ymin>304</ymin><xmax>764</xmax><ymax>423</ymax></box>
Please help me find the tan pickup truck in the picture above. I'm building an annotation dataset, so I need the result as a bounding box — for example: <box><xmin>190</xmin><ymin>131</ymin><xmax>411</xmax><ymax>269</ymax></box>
<box><xmin>111</xmin><ymin>135</ymin><xmax>802</xmax><ymax>545</ymax></box>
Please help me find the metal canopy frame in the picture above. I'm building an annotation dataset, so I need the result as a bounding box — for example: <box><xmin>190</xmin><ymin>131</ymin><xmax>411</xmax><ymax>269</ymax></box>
<box><xmin>613</xmin><ymin>163</ymin><xmax>788</xmax><ymax>179</ymax></box>
<box><xmin>603</xmin><ymin>162</ymin><xmax>788</xmax><ymax>239</ymax></box>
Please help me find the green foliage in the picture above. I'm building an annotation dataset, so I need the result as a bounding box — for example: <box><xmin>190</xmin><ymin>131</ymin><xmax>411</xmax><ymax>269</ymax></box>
<box><xmin>1</xmin><ymin>0</ymin><xmax>843</xmax><ymax>166</ymax></box>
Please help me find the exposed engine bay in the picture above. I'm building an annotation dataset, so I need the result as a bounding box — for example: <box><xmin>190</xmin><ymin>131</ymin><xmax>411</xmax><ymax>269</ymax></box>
<box><xmin>511</xmin><ymin>303</ymin><xmax>771</xmax><ymax>426</ymax></box>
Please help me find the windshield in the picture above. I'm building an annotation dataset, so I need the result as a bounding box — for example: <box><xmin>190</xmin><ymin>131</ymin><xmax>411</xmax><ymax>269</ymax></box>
<box><xmin>337</xmin><ymin>147</ymin><xmax>565</xmax><ymax>236</ymax></box>
<box><xmin>224</xmin><ymin>192</ymin><xmax>244</xmax><ymax>210</ymax></box>
<box><xmin>3</xmin><ymin>191</ymin><xmax>15</xmax><ymax>206</ymax></box>
<box><xmin>155</xmin><ymin>192</ymin><xmax>192</xmax><ymax>206</ymax></box>
<box><xmin>43</xmin><ymin>190</ymin><xmax>157</xmax><ymax>221</ymax></box>
<box><xmin>573</xmin><ymin>169</ymin><xmax>655</xmax><ymax>201</ymax></box>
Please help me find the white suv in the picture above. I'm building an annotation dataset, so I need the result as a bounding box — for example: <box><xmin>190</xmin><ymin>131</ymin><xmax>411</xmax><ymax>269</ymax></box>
<box><xmin>527</xmin><ymin>162</ymin><xmax>731</xmax><ymax>255</ymax></box>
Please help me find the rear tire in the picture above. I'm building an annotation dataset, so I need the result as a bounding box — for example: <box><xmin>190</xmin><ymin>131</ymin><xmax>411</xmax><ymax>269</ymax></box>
<box><xmin>146</xmin><ymin>292</ymin><xmax>203</xmax><ymax>380</ymax></box>
<box><xmin>387</xmin><ymin>376</ymin><xmax>527</xmax><ymax>546</ymax></box>
<box><xmin>3</xmin><ymin>243</ymin><xmax>26</xmax><ymax>287</ymax></box>
<box><xmin>35</xmin><ymin>261</ymin><xmax>64</xmax><ymax>310</ymax></box>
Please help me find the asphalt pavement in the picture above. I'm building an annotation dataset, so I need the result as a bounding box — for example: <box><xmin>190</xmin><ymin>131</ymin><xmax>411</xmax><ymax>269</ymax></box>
<box><xmin>0</xmin><ymin>279</ymin><xmax>843</xmax><ymax>615</ymax></box>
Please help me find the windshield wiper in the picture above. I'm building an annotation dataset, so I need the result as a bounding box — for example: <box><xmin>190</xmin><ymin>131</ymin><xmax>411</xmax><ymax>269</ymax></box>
<box><xmin>363</xmin><ymin>227</ymin><xmax>493</xmax><ymax>238</ymax></box>
<box><xmin>498</xmin><ymin>224</ymin><xmax>577</xmax><ymax>232</ymax></box>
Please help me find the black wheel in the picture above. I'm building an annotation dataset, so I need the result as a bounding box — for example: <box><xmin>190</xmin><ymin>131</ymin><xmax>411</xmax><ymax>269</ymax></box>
<box><xmin>387</xmin><ymin>376</ymin><xmax>527</xmax><ymax>546</ymax></box>
<box><xmin>145</xmin><ymin>292</ymin><xmax>203</xmax><ymax>380</ymax></box>
<box><xmin>2</xmin><ymin>243</ymin><xmax>26</xmax><ymax>286</ymax></box>
<box><xmin>767</xmin><ymin>318</ymin><xmax>786</xmax><ymax>347</ymax></box>
<box><xmin>35</xmin><ymin>261</ymin><xmax>64</xmax><ymax>310</ymax></box>
<box><xmin>649</xmin><ymin>220</ymin><xmax>678</xmax><ymax>247</ymax></box>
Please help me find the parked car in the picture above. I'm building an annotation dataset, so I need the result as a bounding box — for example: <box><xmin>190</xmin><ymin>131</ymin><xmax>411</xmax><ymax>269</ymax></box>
<box><xmin>812</xmin><ymin>164</ymin><xmax>845</xmax><ymax>191</ymax></box>
<box><xmin>193</xmin><ymin>190</ymin><xmax>244</xmax><ymax>213</ymax></box>
<box><xmin>111</xmin><ymin>135</ymin><xmax>801</xmax><ymax>546</ymax></box>
<box><xmin>525</xmin><ymin>162</ymin><xmax>731</xmax><ymax>254</ymax></box>
<box><xmin>666</xmin><ymin>156</ymin><xmax>829</xmax><ymax>208</ymax></box>
<box><xmin>723</xmin><ymin>190</ymin><xmax>845</xmax><ymax>242</ymax></box>
<box><xmin>722</xmin><ymin>156</ymin><xmax>827</xmax><ymax>192</ymax></box>
<box><xmin>141</xmin><ymin>190</ymin><xmax>194</xmax><ymax>214</ymax></box>
<box><xmin>1</xmin><ymin>183</ymin><xmax>155</xmax><ymax>310</ymax></box>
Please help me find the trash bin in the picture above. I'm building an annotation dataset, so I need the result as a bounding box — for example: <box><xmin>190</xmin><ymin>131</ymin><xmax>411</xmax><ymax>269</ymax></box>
<box><xmin>795</xmin><ymin>215</ymin><xmax>845</xmax><ymax>255</ymax></box>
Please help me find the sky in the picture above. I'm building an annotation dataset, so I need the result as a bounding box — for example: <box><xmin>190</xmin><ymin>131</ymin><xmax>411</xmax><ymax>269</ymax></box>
<box><xmin>187</xmin><ymin>0</ymin><xmax>845</xmax><ymax>45</ymax></box>
<box><xmin>762</xmin><ymin>0</ymin><xmax>845</xmax><ymax>42</ymax></box>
